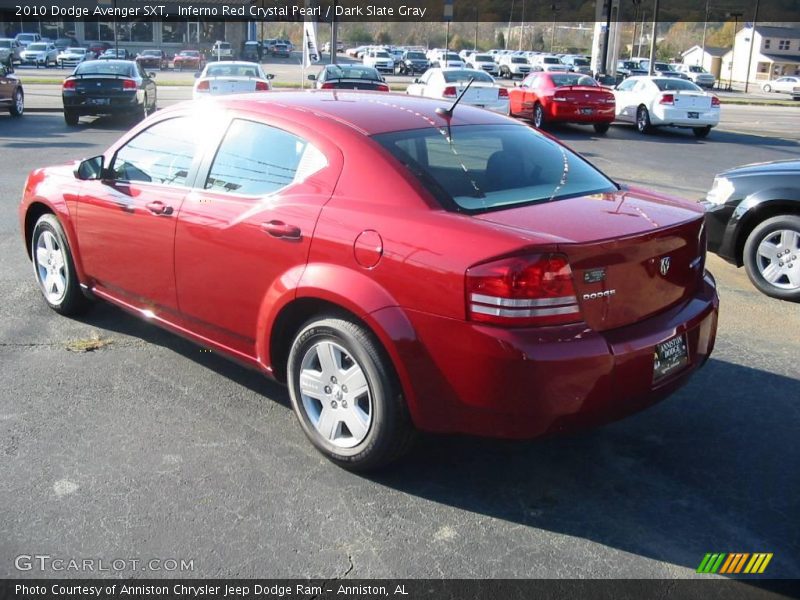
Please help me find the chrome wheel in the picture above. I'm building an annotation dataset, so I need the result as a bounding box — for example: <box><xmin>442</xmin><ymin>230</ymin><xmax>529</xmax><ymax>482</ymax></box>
<box><xmin>11</xmin><ymin>89</ymin><xmax>23</xmax><ymax>116</ymax></box>
<box><xmin>534</xmin><ymin>104</ymin><xmax>544</xmax><ymax>128</ymax></box>
<box><xmin>34</xmin><ymin>230</ymin><xmax>67</xmax><ymax>304</ymax></box>
<box><xmin>636</xmin><ymin>106</ymin><xmax>651</xmax><ymax>133</ymax></box>
<box><xmin>298</xmin><ymin>340</ymin><xmax>372</xmax><ymax>448</ymax></box>
<box><xmin>755</xmin><ymin>228</ymin><xmax>800</xmax><ymax>291</ymax></box>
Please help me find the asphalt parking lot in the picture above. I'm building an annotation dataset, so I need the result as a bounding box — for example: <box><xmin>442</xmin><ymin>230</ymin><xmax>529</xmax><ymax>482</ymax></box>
<box><xmin>1</xmin><ymin>98</ymin><xmax>799</xmax><ymax>579</ymax></box>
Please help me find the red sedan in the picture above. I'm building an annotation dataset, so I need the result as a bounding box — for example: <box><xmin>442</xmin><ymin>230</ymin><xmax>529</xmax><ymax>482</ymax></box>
<box><xmin>172</xmin><ymin>50</ymin><xmax>205</xmax><ymax>71</ymax></box>
<box><xmin>19</xmin><ymin>92</ymin><xmax>718</xmax><ymax>470</ymax></box>
<box><xmin>509</xmin><ymin>72</ymin><xmax>616</xmax><ymax>134</ymax></box>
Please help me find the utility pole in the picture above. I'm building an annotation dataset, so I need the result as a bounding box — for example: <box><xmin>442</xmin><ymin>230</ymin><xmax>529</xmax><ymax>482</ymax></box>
<box><xmin>726</xmin><ymin>12</ymin><xmax>743</xmax><ymax>90</ymax></box>
<box><xmin>630</xmin><ymin>0</ymin><xmax>641</xmax><ymax>60</ymax></box>
<box><xmin>550</xmin><ymin>4</ymin><xmax>559</xmax><ymax>52</ymax></box>
<box><xmin>330</xmin><ymin>0</ymin><xmax>337</xmax><ymax>64</ymax></box>
<box><xmin>506</xmin><ymin>0</ymin><xmax>515</xmax><ymax>50</ymax></box>
<box><xmin>700</xmin><ymin>0</ymin><xmax>710</xmax><ymax>66</ymax></box>
<box><xmin>647</xmin><ymin>0</ymin><xmax>659</xmax><ymax>75</ymax></box>
<box><xmin>744</xmin><ymin>0</ymin><xmax>760</xmax><ymax>92</ymax></box>
<box><xmin>600</xmin><ymin>0</ymin><xmax>613</xmax><ymax>75</ymax></box>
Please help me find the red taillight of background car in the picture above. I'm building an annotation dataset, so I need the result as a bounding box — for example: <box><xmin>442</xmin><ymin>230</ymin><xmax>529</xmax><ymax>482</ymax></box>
<box><xmin>62</xmin><ymin>79</ymin><xmax>76</xmax><ymax>90</ymax></box>
<box><xmin>443</xmin><ymin>86</ymin><xmax>458</xmax><ymax>98</ymax></box>
<box><xmin>254</xmin><ymin>80</ymin><xmax>269</xmax><ymax>91</ymax></box>
<box><xmin>711</xmin><ymin>96</ymin><xmax>720</xmax><ymax>107</ymax></box>
<box><xmin>659</xmin><ymin>93</ymin><xmax>675</xmax><ymax>105</ymax></box>
<box><xmin>320</xmin><ymin>82</ymin><xmax>336</xmax><ymax>89</ymax></box>
<box><xmin>196</xmin><ymin>80</ymin><xmax>210</xmax><ymax>91</ymax></box>
<box><xmin>122</xmin><ymin>79</ymin><xmax>137</xmax><ymax>90</ymax></box>
<box><xmin>603</xmin><ymin>95</ymin><xmax>615</xmax><ymax>104</ymax></box>
<box><xmin>466</xmin><ymin>254</ymin><xmax>581</xmax><ymax>327</ymax></box>
<box><xmin>498</xmin><ymin>87</ymin><xmax>509</xmax><ymax>98</ymax></box>
<box><xmin>377</xmin><ymin>84</ymin><xmax>390</xmax><ymax>92</ymax></box>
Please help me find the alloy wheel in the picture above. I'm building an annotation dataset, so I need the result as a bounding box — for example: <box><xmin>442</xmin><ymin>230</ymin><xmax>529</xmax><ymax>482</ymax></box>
<box><xmin>34</xmin><ymin>230</ymin><xmax>68</xmax><ymax>305</ymax></box>
<box><xmin>755</xmin><ymin>228</ymin><xmax>800</xmax><ymax>291</ymax></box>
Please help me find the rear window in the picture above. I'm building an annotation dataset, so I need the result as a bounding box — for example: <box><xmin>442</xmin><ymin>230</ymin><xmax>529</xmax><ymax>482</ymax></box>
<box><xmin>573</xmin><ymin>57</ymin><xmax>590</xmax><ymax>66</ymax></box>
<box><xmin>445</xmin><ymin>53</ymin><xmax>461</xmax><ymax>61</ymax></box>
<box><xmin>326</xmin><ymin>65</ymin><xmax>380</xmax><ymax>80</ymax></box>
<box><xmin>550</xmin><ymin>73</ymin><xmax>597</xmax><ymax>86</ymax></box>
<box><xmin>653</xmin><ymin>78</ymin><xmax>703</xmax><ymax>92</ymax></box>
<box><xmin>75</xmin><ymin>61</ymin><xmax>136</xmax><ymax>77</ymax></box>
<box><xmin>474</xmin><ymin>55</ymin><xmax>492</xmax><ymax>61</ymax></box>
<box><xmin>442</xmin><ymin>70</ymin><xmax>494</xmax><ymax>83</ymax></box>
<box><xmin>375</xmin><ymin>51</ymin><xmax>390</xmax><ymax>58</ymax></box>
<box><xmin>28</xmin><ymin>43</ymin><xmax>47</xmax><ymax>51</ymax></box>
<box><xmin>511</xmin><ymin>57</ymin><xmax>527</xmax><ymax>64</ymax></box>
<box><xmin>0</xmin><ymin>41</ymin><xmax>12</xmax><ymax>48</ymax></box>
<box><xmin>688</xmin><ymin>66</ymin><xmax>705</xmax><ymax>73</ymax></box>
<box><xmin>542</xmin><ymin>57</ymin><xmax>561</xmax><ymax>64</ymax></box>
<box><xmin>373</xmin><ymin>124</ymin><xmax>617</xmax><ymax>213</ymax></box>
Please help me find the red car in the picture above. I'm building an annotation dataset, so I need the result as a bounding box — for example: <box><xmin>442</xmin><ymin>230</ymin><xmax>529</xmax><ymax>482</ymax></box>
<box><xmin>172</xmin><ymin>49</ymin><xmax>205</xmax><ymax>71</ymax></box>
<box><xmin>135</xmin><ymin>49</ymin><xmax>168</xmax><ymax>70</ymax></box>
<box><xmin>19</xmin><ymin>92</ymin><xmax>718</xmax><ymax>470</ymax></box>
<box><xmin>509</xmin><ymin>71</ymin><xmax>616</xmax><ymax>134</ymax></box>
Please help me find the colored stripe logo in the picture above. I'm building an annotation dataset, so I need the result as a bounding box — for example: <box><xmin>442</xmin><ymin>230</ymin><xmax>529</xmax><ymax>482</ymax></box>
<box><xmin>697</xmin><ymin>553</ymin><xmax>773</xmax><ymax>574</ymax></box>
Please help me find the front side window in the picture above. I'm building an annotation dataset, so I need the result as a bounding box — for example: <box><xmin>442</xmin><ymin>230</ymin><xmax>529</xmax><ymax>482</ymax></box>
<box><xmin>205</xmin><ymin>120</ymin><xmax>327</xmax><ymax>196</ymax></box>
<box><xmin>374</xmin><ymin>124</ymin><xmax>617</xmax><ymax>213</ymax></box>
<box><xmin>111</xmin><ymin>117</ymin><xmax>200</xmax><ymax>186</ymax></box>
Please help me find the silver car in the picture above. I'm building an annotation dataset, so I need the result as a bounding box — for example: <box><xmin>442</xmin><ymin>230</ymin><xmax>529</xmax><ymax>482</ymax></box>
<box><xmin>674</xmin><ymin>64</ymin><xmax>716</xmax><ymax>88</ymax></box>
<box><xmin>761</xmin><ymin>76</ymin><xmax>800</xmax><ymax>94</ymax></box>
<box><xmin>0</xmin><ymin>38</ymin><xmax>23</xmax><ymax>67</ymax></box>
<box><xmin>20</xmin><ymin>42</ymin><xmax>58</xmax><ymax>68</ymax></box>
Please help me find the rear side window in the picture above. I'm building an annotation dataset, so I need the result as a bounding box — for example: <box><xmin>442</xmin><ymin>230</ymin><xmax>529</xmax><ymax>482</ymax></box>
<box><xmin>111</xmin><ymin>117</ymin><xmax>200</xmax><ymax>186</ymax></box>
<box><xmin>373</xmin><ymin>124</ymin><xmax>617</xmax><ymax>213</ymax></box>
<box><xmin>654</xmin><ymin>78</ymin><xmax>702</xmax><ymax>92</ymax></box>
<box><xmin>205</xmin><ymin>119</ymin><xmax>327</xmax><ymax>196</ymax></box>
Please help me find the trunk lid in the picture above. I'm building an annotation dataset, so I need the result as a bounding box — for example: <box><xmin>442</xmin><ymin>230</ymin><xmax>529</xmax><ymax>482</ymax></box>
<box><xmin>473</xmin><ymin>188</ymin><xmax>706</xmax><ymax>331</ymax></box>
<box><xmin>671</xmin><ymin>91</ymin><xmax>712</xmax><ymax>109</ymax></box>
<box><xmin>456</xmin><ymin>82</ymin><xmax>500</xmax><ymax>105</ymax></box>
<box><xmin>208</xmin><ymin>78</ymin><xmax>261</xmax><ymax>95</ymax></box>
<box><xmin>555</xmin><ymin>85</ymin><xmax>614</xmax><ymax>106</ymax></box>
<box><xmin>74</xmin><ymin>76</ymin><xmax>130</xmax><ymax>95</ymax></box>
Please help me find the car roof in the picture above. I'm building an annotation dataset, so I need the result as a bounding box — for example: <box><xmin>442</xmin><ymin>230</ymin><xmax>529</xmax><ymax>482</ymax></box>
<box><xmin>163</xmin><ymin>91</ymin><xmax>511</xmax><ymax>136</ymax></box>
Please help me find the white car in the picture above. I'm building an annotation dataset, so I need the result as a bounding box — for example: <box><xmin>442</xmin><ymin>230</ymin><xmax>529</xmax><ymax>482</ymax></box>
<box><xmin>406</xmin><ymin>67</ymin><xmax>509</xmax><ymax>114</ymax></box>
<box><xmin>57</xmin><ymin>47</ymin><xmax>89</xmax><ymax>68</ymax></box>
<box><xmin>673</xmin><ymin>64</ymin><xmax>716</xmax><ymax>88</ymax></box>
<box><xmin>193</xmin><ymin>61</ymin><xmax>273</xmax><ymax>100</ymax></box>
<box><xmin>20</xmin><ymin>42</ymin><xmax>58</xmax><ymax>68</ymax></box>
<box><xmin>363</xmin><ymin>49</ymin><xmax>394</xmax><ymax>73</ymax></box>
<box><xmin>467</xmin><ymin>53</ymin><xmax>498</xmax><ymax>76</ymax></box>
<box><xmin>431</xmin><ymin>51</ymin><xmax>465</xmax><ymax>69</ymax></box>
<box><xmin>210</xmin><ymin>41</ymin><xmax>234</xmax><ymax>61</ymax></box>
<box><xmin>761</xmin><ymin>76</ymin><xmax>800</xmax><ymax>94</ymax></box>
<box><xmin>531</xmin><ymin>54</ymin><xmax>570</xmax><ymax>72</ymax></box>
<box><xmin>613</xmin><ymin>76</ymin><xmax>720</xmax><ymax>138</ymax></box>
<box><xmin>498</xmin><ymin>54</ymin><xmax>532</xmax><ymax>79</ymax></box>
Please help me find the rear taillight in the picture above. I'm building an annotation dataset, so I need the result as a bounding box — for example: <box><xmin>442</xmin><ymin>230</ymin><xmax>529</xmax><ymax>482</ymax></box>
<box><xmin>320</xmin><ymin>82</ymin><xmax>335</xmax><ymax>89</ymax></box>
<box><xmin>196</xmin><ymin>80</ymin><xmax>210</xmax><ymax>91</ymax></box>
<box><xmin>466</xmin><ymin>254</ymin><xmax>581</xmax><ymax>327</ymax></box>
<box><xmin>255</xmin><ymin>80</ymin><xmax>269</xmax><ymax>91</ymax></box>
<box><xmin>443</xmin><ymin>86</ymin><xmax>457</xmax><ymax>98</ymax></box>
<box><xmin>711</xmin><ymin>95</ymin><xmax>720</xmax><ymax>107</ymax></box>
<box><xmin>659</xmin><ymin>93</ymin><xmax>674</xmax><ymax>105</ymax></box>
<box><xmin>498</xmin><ymin>87</ymin><xmax>509</xmax><ymax>98</ymax></box>
<box><xmin>377</xmin><ymin>84</ymin><xmax>390</xmax><ymax>92</ymax></box>
<box><xmin>122</xmin><ymin>79</ymin><xmax>137</xmax><ymax>90</ymax></box>
<box><xmin>604</xmin><ymin>95</ymin><xmax>615</xmax><ymax>104</ymax></box>
<box><xmin>62</xmin><ymin>79</ymin><xmax>76</xmax><ymax>90</ymax></box>
<box><xmin>553</xmin><ymin>93</ymin><xmax>567</xmax><ymax>102</ymax></box>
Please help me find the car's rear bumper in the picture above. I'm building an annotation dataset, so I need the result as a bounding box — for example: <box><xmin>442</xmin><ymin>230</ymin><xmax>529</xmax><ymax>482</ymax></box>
<box><xmin>63</xmin><ymin>94</ymin><xmax>142</xmax><ymax>115</ymax></box>
<box><xmin>652</xmin><ymin>106</ymin><xmax>720</xmax><ymax>128</ymax></box>
<box><xmin>549</xmin><ymin>103</ymin><xmax>616</xmax><ymax>123</ymax></box>
<box><xmin>701</xmin><ymin>200</ymin><xmax>739</xmax><ymax>264</ymax></box>
<box><xmin>383</xmin><ymin>271</ymin><xmax>718</xmax><ymax>438</ymax></box>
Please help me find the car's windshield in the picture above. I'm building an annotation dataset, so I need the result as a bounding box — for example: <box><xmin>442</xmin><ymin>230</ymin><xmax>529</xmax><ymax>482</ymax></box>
<box><xmin>550</xmin><ymin>73</ymin><xmax>597</xmax><ymax>87</ymax></box>
<box><xmin>0</xmin><ymin>41</ymin><xmax>11</xmax><ymax>48</ymax></box>
<box><xmin>474</xmin><ymin>55</ymin><xmax>492</xmax><ymax>61</ymax></box>
<box><xmin>180</xmin><ymin>51</ymin><xmax>199</xmax><ymax>56</ymax></box>
<box><xmin>688</xmin><ymin>66</ymin><xmax>705</xmax><ymax>73</ymax></box>
<box><xmin>442</xmin><ymin>70</ymin><xmax>494</xmax><ymax>83</ymax></box>
<box><xmin>653</xmin><ymin>78</ymin><xmax>703</xmax><ymax>92</ymax></box>
<box><xmin>18</xmin><ymin>34</ymin><xmax>36</xmax><ymax>41</ymax></box>
<box><xmin>406</xmin><ymin>52</ymin><xmax>425</xmax><ymax>59</ymax></box>
<box><xmin>375</xmin><ymin>51</ymin><xmax>390</xmax><ymax>58</ymax></box>
<box><xmin>142</xmin><ymin>50</ymin><xmax>160</xmax><ymax>56</ymax></box>
<box><xmin>216</xmin><ymin>43</ymin><xmax>231</xmax><ymax>49</ymax></box>
<box><xmin>75</xmin><ymin>61</ymin><xmax>136</xmax><ymax>77</ymax></box>
<box><xmin>66</xmin><ymin>47</ymin><xmax>84</xmax><ymax>53</ymax></box>
<box><xmin>542</xmin><ymin>56</ymin><xmax>560</xmax><ymax>64</ymax></box>
<box><xmin>374</xmin><ymin>124</ymin><xmax>616</xmax><ymax>213</ymax></box>
<box><xmin>28</xmin><ymin>43</ymin><xmax>47</xmax><ymax>51</ymax></box>
<box><xmin>572</xmin><ymin>57</ymin><xmax>590</xmax><ymax>66</ymax></box>
<box><xmin>445</xmin><ymin>53</ymin><xmax>461</xmax><ymax>61</ymax></box>
<box><xmin>511</xmin><ymin>57</ymin><xmax>527</xmax><ymax>64</ymax></box>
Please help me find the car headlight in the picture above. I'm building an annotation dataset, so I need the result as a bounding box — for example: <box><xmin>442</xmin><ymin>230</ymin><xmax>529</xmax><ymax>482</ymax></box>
<box><xmin>705</xmin><ymin>176</ymin><xmax>735</xmax><ymax>205</ymax></box>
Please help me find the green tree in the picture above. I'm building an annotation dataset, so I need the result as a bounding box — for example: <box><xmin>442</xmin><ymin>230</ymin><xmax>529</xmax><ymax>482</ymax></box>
<box><xmin>496</xmin><ymin>30</ymin><xmax>505</xmax><ymax>49</ymax></box>
<box><xmin>375</xmin><ymin>30</ymin><xmax>392</xmax><ymax>45</ymax></box>
<box><xmin>449</xmin><ymin>34</ymin><xmax>468</xmax><ymax>51</ymax></box>
<box><xmin>346</xmin><ymin>25</ymin><xmax>373</xmax><ymax>45</ymax></box>
<box><xmin>706</xmin><ymin>22</ymin><xmax>737</xmax><ymax>49</ymax></box>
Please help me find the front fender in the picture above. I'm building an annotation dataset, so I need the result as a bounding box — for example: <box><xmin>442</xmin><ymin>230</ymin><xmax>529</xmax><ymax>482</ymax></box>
<box><xmin>729</xmin><ymin>189</ymin><xmax>800</xmax><ymax>264</ymax></box>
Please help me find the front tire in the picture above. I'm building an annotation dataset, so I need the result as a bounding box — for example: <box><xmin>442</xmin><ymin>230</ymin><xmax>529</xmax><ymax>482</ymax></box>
<box><xmin>762</xmin><ymin>84</ymin><xmax>772</xmax><ymax>92</ymax></box>
<box><xmin>287</xmin><ymin>316</ymin><xmax>415</xmax><ymax>471</ymax></box>
<box><xmin>10</xmin><ymin>88</ymin><xmax>23</xmax><ymax>116</ymax></box>
<box><xmin>743</xmin><ymin>215</ymin><xmax>800</xmax><ymax>302</ymax></box>
<box><xmin>636</xmin><ymin>105</ymin><xmax>652</xmax><ymax>134</ymax></box>
<box><xmin>31</xmin><ymin>214</ymin><xmax>90</xmax><ymax>315</ymax></box>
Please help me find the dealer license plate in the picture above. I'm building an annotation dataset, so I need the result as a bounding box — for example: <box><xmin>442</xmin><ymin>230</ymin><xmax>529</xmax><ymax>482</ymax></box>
<box><xmin>580</xmin><ymin>108</ymin><xmax>594</xmax><ymax>115</ymax></box>
<box><xmin>688</xmin><ymin>111</ymin><xmax>699</xmax><ymax>119</ymax></box>
<box><xmin>87</xmin><ymin>98</ymin><xmax>110</xmax><ymax>105</ymax></box>
<box><xmin>653</xmin><ymin>334</ymin><xmax>688</xmax><ymax>382</ymax></box>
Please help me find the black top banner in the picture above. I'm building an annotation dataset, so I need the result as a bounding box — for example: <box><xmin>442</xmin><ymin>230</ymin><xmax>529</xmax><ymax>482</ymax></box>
<box><xmin>0</xmin><ymin>0</ymin><xmax>799</xmax><ymax>23</ymax></box>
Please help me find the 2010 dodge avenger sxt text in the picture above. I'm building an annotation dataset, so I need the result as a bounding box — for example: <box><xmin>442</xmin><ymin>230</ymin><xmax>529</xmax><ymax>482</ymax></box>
<box><xmin>19</xmin><ymin>91</ymin><xmax>718</xmax><ymax>470</ymax></box>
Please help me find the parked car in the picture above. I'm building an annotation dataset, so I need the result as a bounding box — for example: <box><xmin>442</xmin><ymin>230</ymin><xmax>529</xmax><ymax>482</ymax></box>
<box><xmin>57</xmin><ymin>47</ymin><xmax>90</xmax><ymax>68</ymax></box>
<box><xmin>309</xmin><ymin>64</ymin><xmax>389</xmax><ymax>91</ymax></box>
<box><xmin>761</xmin><ymin>76</ymin><xmax>800</xmax><ymax>94</ymax></box>
<box><xmin>406</xmin><ymin>68</ymin><xmax>509</xmax><ymax>114</ymax></box>
<box><xmin>100</xmin><ymin>48</ymin><xmax>130</xmax><ymax>60</ymax></box>
<box><xmin>173</xmin><ymin>50</ymin><xmax>205</xmax><ymax>71</ymax></box>
<box><xmin>193</xmin><ymin>61</ymin><xmax>274</xmax><ymax>100</ymax></box>
<box><xmin>87</xmin><ymin>42</ymin><xmax>112</xmax><ymax>57</ymax></box>
<box><xmin>62</xmin><ymin>59</ymin><xmax>157</xmax><ymax>125</ymax></box>
<box><xmin>14</xmin><ymin>32</ymin><xmax>41</xmax><ymax>48</ymax></box>
<box><xmin>396</xmin><ymin>50</ymin><xmax>429</xmax><ymax>75</ymax></box>
<box><xmin>616</xmin><ymin>60</ymin><xmax>648</xmax><ymax>79</ymax></box>
<box><xmin>561</xmin><ymin>55</ymin><xmax>593</xmax><ymax>75</ymax></box>
<box><xmin>703</xmin><ymin>160</ymin><xmax>800</xmax><ymax>301</ymax></box>
<box><xmin>277</xmin><ymin>39</ymin><xmax>294</xmax><ymax>52</ymax></box>
<box><xmin>321</xmin><ymin>41</ymin><xmax>345</xmax><ymax>54</ymax></box>
<box><xmin>18</xmin><ymin>91</ymin><xmax>719</xmax><ymax>470</ymax></box>
<box><xmin>345</xmin><ymin>45</ymin><xmax>366</xmax><ymax>58</ymax></box>
<box><xmin>363</xmin><ymin>49</ymin><xmax>394</xmax><ymax>73</ymax></box>
<box><xmin>210</xmin><ymin>41</ymin><xmax>234</xmax><ymax>61</ymax></box>
<box><xmin>53</xmin><ymin>37</ymin><xmax>80</xmax><ymax>52</ymax></box>
<box><xmin>0</xmin><ymin>63</ymin><xmax>23</xmax><ymax>116</ymax></box>
<box><xmin>135</xmin><ymin>49</ymin><xmax>169</xmax><ymax>70</ymax></box>
<box><xmin>672</xmin><ymin>64</ymin><xmax>716</xmax><ymax>88</ymax></box>
<box><xmin>509</xmin><ymin>72</ymin><xmax>615</xmax><ymax>134</ymax></box>
<box><xmin>0</xmin><ymin>38</ymin><xmax>23</xmax><ymax>68</ymax></box>
<box><xmin>531</xmin><ymin>54</ymin><xmax>571</xmax><ymax>73</ymax></box>
<box><xmin>431</xmin><ymin>51</ymin><xmax>465</xmax><ymax>69</ymax></box>
<box><xmin>613</xmin><ymin>76</ymin><xmax>720</xmax><ymax>137</ymax></box>
<box><xmin>19</xmin><ymin>42</ymin><xmax>58</xmax><ymax>68</ymax></box>
<box><xmin>466</xmin><ymin>53</ymin><xmax>499</xmax><ymax>76</ymax></box>
<box><xmin>498</xmin><ymin>54</ymin><xmax>532</xmax><ymax>79</ymax></box>
<box><xmin>638</xmin><ymin>60</ymin><xmax>685</xmax><ymax>78</ymax></box>
<box><xmin>241</xmin><ymin>41</ymin><xmax>261</xmax><ymax>62</ymax></box>
<box><xmin>271</xmin><ymin>43</ymin><xmax>291</xmax><ymax>59</ymax></box>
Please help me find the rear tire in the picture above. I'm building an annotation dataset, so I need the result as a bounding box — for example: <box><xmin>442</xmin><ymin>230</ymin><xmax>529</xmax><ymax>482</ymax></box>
<box><xmin>10</xmin><ymin>89</ymin><xmax>23</xmax><ymax>117</ymax></box>
<box><xmin>287</xmin><ymin>316</ymin><xmax>416</xmax><ymax>471</ymax></box>
<box><xmin>693</xmin><ymin>126</ymin><xmax>711</xmax><ymax>138</ymax></box>
<box><xmin>636</xmin><ymin>105</ymin><xmax>652</xmax><ymax>134</ymax></box>
<box><xmin>762</xmin><ymin>84</ymin><xmax>772</xmax><ymax>92</ymax></box>
<box><xmin>743</xmin><ymin>215</ymin><xmax>800</xmax><ymax>302</ymax></box>
<box><xmin>593</xmin><ymin>122</ymin><xmax>610</xmax><ymax>134</ymax></box>
<box><xmin>533</xmin><ymin>103</ymin><xmax>546</xmax><ymax>129</ymax></box>
<box><xmin>64</xmin><ymin>110</ymin><xmax>79</xmax><ymax>126</ymax></box>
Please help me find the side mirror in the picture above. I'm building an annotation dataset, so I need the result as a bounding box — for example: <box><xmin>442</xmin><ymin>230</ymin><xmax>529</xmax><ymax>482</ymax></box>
<box><xmin>74</xmin><ymin>155</ymin><xmax>105</xmax><ymax>181</ymax></box>
<box><xmin>307</xmin><ymin>74</ymin><xmax>316</xmax><ymax>81</ymax></box>
<box><xmin>413</xmin><ymin>78</ymin><xmax>420</xmax><ymax>84</ymax></box>
<box><xmin>267</xmin><ymin>73</ymin><xmax>275</xmax><ymax>80</ymax></box>
<box><xmin>148</xmin><ymin>72</ymin><xmax>156</xmax><ymax>78</ymax></box>
<box><xmin>194</xmin><ymin>71</ymin><xmax>200</xmax><ymax>78</ymax></box>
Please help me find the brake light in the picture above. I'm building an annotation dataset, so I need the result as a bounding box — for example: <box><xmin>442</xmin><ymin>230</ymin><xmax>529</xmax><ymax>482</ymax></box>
<box><xmin>711</xmin><ymin>95</ymin><xmax>720</xmax><ymax>107</ymax></box>
<box><xmin>466</xmin><ymin>254</ymin><xmax>581</xmax><ymax>327</ymax></box>
<box><xmin>62</xmin><ymin>79</ymin><xmax>76</xmax><ymax>90</ymax></box>
<box><xmin>320</xmin><ymin>82</ymin><xmax>336</xmax><ymax>89</ymax></box>
<box><xmin>604</xmin><ymin>95</ymin><xmax>615</xmax><ymax>104</ymax></box>
<box><xmin>443</xmin><ymin>86</ymin><xmax>457</xmax><ymax>98</ymax></box>
<box><xmin>498</xmin><ymin>87</ymin><xmax>509</xmax><ymax>98</ymax></box>
<box><xmin>659</xmin><ymin>93</ymin><xmax>674</xmax><ymax>105</ymax></box>
<box><xmin>122</xmin><ymin>79</ymin><xmax>137</xmax><ymax>90</ymax></box>
<box><xmin>196</xmin><ymin>80</ymin><xmax>210</xmax><ymax>91</ymax></box>
<box><xmin>377</xmin><ymin>84</ymin><xmax>389</xmax><ymax>92</ymax></box>
<box><xmin>255</xmin><ymin>80</ymin><xmax>270</xmax><ymax>91</ymax></box>
<box><xmin>553</xmin><ymin>93</ymin><xmax>568</xmax><ymax>102</ymax></box>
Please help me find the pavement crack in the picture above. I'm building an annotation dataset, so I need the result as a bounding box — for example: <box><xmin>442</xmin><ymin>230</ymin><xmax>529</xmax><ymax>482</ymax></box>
<box><xmin>308</xmin><ymin>554</ymin><xmax>355</xmax><ymax>600</ymax></box>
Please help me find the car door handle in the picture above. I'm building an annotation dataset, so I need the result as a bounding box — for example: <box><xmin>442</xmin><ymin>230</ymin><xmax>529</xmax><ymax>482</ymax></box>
<box><xmin>145</xmin><ymin>201</ymin><xmax>173</xmax><ymax>216</ymax></box>
<box><xmin>261</xmin><ymin>220</ymin><xmax>301</xmax><ymax>240</ymax></box>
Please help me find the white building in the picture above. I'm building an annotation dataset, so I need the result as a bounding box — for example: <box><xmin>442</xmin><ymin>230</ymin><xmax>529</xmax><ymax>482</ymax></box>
<box><xmin>680</xmin><ymin>45</ymin><xmax>727</xmax><ymax>79</ymax></box>
<box><xmin>720</xmin><ymin>25</ymin><xmax>800</xmax><ymax>85</ymax></box>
